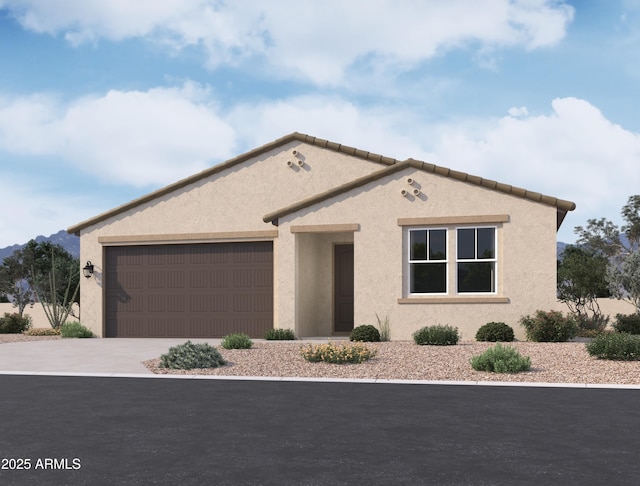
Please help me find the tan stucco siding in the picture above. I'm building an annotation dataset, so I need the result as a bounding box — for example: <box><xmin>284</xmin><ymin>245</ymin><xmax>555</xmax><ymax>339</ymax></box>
<box><xmin>276</xmin><ymin>167</ymin><xmax>560</xmax><ymax>340</ymax></box>
<box><xmin>78</xmin><ymin>142</ymin><xmax>384</xmax><ymax>336</ymax></box>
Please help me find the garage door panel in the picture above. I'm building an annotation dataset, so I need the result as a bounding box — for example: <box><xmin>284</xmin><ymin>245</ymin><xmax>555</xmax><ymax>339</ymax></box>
<box><xmin>105</xmin><ymin>242</ymin><xmax>273</xmax><ymax>337</ymax></box>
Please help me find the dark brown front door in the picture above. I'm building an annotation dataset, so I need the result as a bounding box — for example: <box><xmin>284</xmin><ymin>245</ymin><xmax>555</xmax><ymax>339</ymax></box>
<box><xmin>334</xmin><ymin>244</ymin><xmax>354</xmax><ymax>333</ymax></box>
<box><xmin>104</xmin><ymin>241</ymin><xmax>273</xmax><ymax>338</ymax></box>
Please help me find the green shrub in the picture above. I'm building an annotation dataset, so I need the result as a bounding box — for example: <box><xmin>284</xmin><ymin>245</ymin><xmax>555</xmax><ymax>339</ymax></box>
<box><xmin>0</xmin><ymin>313</ymin><xmax>32</xmax><ymax>334</ymax></box>
<box><xmin>350</xmin><ymin>324</ymin><xmax>381</xmax><ymax>342</ymax></box>
<box><xmin>586</xmin><ymin>332</ymin><xmax>640</xmax><ymax>360</ymax></box>
<box><xmin>519</xmin><ymin>310</ymin><xmax>578</xmax><ymax>342</ymax></box>
<box><xmin>375</xmin><ymin>313</ymin><xmax>391</xmax><ymax>342</ymax></box>
<box><xmin>475</xmin><ymin>322</ymin><xmax>515</xmax><ymax>342</ymax></box>
<box><xmin>160</xmin><ymin>341</ymin><xmax>227</xmax><ymax>370</ymax></box>
<box><xmin>60</xmin><ymin>321</ymin><xmax>93</xmax><ymax>338</ymax></box>
<box><xmin>25</xmin><ymin>327</ymin><xmax>61</xmax><ymax>336</ymax></box>
<box><xmin>413</xmin><ymin>325</ymin><xmax>460</xmax><ymax>346</ymax></box>
<box><xmin>576</xmin><ymin>314</ymin><xmax>609</xmax><ymax>338</ymax></box>
<box><xmin>221</xmin><ymin>332</ymin><xmax>253</xmax><ymax>349</ymax></box>
<box><xmin>300</xmin><ymin>341</ymin><xmax>376</xmax><ymax>364</ymax></box>
<box><xmin>470</xmin><ymin>343</ymin><xmax>531</xmax><ymax>373</ymax></box>
<box><xmin>264</xmin><ymin>328</ymin><xmax>296</xmax><ymax>340</ymax></box>
<box><xmin>612</xmin><ymin>313</ymin><xmax>640</xmax><ymax>335</ymax></box>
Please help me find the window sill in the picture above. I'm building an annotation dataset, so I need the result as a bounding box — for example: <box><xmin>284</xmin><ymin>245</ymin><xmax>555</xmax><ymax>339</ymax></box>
<box><xmin>397</xmin><ymin>296</ymin><xmax>510</xmax><ymax>304</ymax></box>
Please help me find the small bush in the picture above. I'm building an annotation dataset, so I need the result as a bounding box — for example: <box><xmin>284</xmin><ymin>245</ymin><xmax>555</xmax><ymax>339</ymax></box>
<box><xmin>612</xmin><ymin>313</ymin><xmax>640</xmax><ymax>335</ymax></box>
<box><xmin>300</xmin><ymin>341</ymin><xmax>376</xmax><ymax>364</ymax></box>
<box><xmin>25</xmin><ymin>327</ymin><xmax>61</xmax><ymax>336</ymax></box>
<box><xmin>264</xmin><ymin>328</ymin><xmax>296</xmax><ymax>340</ymax></box>
<box><xmin>221</xmin><ymin>332</ymin><xmax>253</xmax><ymax>349</ymax></box>
<box><xmin>586</xmin><ymin>332</ymin><xmax>640</xmax><ymax>360</ymax></box>
<box><xmin>375</xmin><ymin>313</ymin><xmax>391</xmax><ymax>342</ymax></box>
<box><xmin>160</xmin><ymin>341</ymin><xmax>227</xmax><ymax>370</ymax></box>
<box><xmin>413</xmin><ymin>325</ymin><xmax>460</xmax><ymax>346</ymax></box>
<box><xmin>350</xmin><ymin>324</ymin><xmax>381</xmax><ymax>342</ymax></box>
<box><xmin>575</xmin><ymin>314</ymin><xmax>609</xmax><ymax>338</ymax></box>
<box><xmin>60</xmin><ymin>321</ymin><xmax>93</xmax><ymax>338</ymax></box>
<box><xmin>471</xmin><ymin>344</ymin><xmax>531</xmax><ymax>373</ymax></box>
<box><xmin>475</xmin><ymin>322</ymin><xmax>515</xmax><ymax>342</ymax></box>
<box><xmin>0</xmin><ymin>313</ymin><xmax>32</xmax><ymax>334</ymax></box>
<box><xmin>519</xmin><ymin>310</ymin><xmax>578</xmax><ymax>342</ymax></box>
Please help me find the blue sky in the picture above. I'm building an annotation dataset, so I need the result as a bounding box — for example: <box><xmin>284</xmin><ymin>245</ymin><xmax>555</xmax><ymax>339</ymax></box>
<box><xmin>0</xmin><ymin>0</ymin><xmax>639</xmax><ymax>247</ymax></box>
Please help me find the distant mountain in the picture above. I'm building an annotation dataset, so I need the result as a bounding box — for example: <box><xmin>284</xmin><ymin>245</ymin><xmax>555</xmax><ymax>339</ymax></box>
<box><xmin>557</xmin><ymin>241</ymin><xmax>567</xmax><ymax>259</ymax></box>
<box><xmin>0</xmin><ymin>230</ymin><xmax>79</xmax><ymax>262</ymax></box>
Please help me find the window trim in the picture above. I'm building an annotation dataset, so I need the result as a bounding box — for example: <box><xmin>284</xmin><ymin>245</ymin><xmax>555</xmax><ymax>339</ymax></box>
<box><xmin>407</xmin><ymin>227</ymin><xmax>448</xmax><ymax>296</ymax></box>
<box><xmin>455</xmin><ymin>226</ymin><xmax>498</xmax><ymax>295</ymax></box>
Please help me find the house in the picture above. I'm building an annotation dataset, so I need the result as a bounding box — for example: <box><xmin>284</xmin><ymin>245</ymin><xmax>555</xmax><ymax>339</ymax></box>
<box><xmin>67</xmin><ymin>132</ymin><xmax>576</xmax><ymax>340</ymax></box>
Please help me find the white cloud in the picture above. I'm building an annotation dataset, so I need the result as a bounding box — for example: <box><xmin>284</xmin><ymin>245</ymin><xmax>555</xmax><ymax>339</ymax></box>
<box><xmin>1</xmin><ymin>0</ymin><xmax>575</xmax><ymax>85</ymax></box>
<box><xmin>0</xmin><ymin>173</ymin><xmax>101</xmax><ymax>247</ymax></box>
<box><xmin>1</xmin><ymin>82</ymin><xmax>636</xmax><ymax>245</ymax></box>
<box><xmin>228</xmin><ymin>96</ymin><xmax>424</xmax><ymax>159</ymax></box>
<box><xmin>0</xmin><ymin>83</ymin><xmax>236</xmax><ymax>187</ymax></box>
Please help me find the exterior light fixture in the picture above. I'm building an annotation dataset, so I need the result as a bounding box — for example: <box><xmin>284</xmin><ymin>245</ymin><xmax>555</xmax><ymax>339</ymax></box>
<box><xmin>83</xmin><ymin>261</ymin><xmax>94</xmax><ymax>279</ymax></box>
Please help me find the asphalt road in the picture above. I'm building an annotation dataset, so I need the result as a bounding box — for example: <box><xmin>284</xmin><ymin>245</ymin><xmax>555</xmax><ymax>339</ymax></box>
<box><xmin>0</xmin><ymin>375</ymin><xmax>638</xmax><ymax>485</ymax></box>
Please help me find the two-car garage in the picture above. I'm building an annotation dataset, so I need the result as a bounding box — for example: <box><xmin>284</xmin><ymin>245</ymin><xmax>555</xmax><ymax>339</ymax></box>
<box><xmin>104</xmin><ymin>241</ymin><xmax>273</xmax><ymax>338</ymax></box>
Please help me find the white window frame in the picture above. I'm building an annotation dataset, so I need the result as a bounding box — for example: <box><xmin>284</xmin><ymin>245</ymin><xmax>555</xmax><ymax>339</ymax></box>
<box><xmin>407</xmin><ymin>228</ymin><xmax>448</xmax><ymax>295</ymax></box>
<box><xmin>455</xmin><ymin>226</ymin><xmax>497</xmax><ymax>295</ymax></box>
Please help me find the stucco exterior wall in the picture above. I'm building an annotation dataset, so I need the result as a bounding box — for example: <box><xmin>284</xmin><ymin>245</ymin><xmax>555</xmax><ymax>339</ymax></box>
<box><xmin>78</xmin><ymin>142</ymin><xmax>384</xmax><ymax>336</ymax></box>
<box><xmin>276</xmin><ymin>167</ymin><xmax>562</xmax><ymax>340</ymax></box>
<box><xmin>0</xmin><ymin>303</ymin><xmax>79</xmax><ymax>329</ymax></box>
<box><xmin>295</xmin><ymin>232</ymin><xmax>354</xmax><ymax>336</ymax></box>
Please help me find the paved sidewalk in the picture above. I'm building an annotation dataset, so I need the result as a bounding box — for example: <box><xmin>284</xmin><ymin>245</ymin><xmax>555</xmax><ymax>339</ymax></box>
<box><xmin>0</xmin><ymin>338</ymin><xmax>223</xmax><ymax>374</ymax></box>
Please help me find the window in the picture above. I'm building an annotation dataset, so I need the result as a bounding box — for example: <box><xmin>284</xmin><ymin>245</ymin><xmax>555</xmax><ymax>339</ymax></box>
<box><xmin>408</xmin><ymin>229</ymin><xmax>447</xmax><ymax>294</ymax></box>
<box><xmin>456</xmin><ymin>227</ymin><xmax>496</xmax><ymax>293</ymax></box>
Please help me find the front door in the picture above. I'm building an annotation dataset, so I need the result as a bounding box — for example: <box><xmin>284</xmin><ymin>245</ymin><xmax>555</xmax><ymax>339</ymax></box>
<box><xmin>334</xmin><ymin>244</ymin><xmax>354</xmax><ymax>333</ymax></box>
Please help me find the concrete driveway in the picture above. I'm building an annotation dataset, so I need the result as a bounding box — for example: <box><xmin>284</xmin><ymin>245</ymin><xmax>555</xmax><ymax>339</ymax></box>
<box><xmin>0</xmin><ymin>338</ymin><xmax>222</xmax><ymax>374</ymax></box>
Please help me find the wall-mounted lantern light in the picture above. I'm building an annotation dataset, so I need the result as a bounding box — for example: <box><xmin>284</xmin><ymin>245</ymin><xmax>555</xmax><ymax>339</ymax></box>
<box><xmin>82</xmin><ymin>261</ymin><xmax>94</xmax><ymax>279</ymax></box>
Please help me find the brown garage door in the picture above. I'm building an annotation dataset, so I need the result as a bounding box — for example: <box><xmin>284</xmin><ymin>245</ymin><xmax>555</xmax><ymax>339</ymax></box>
<box><xmin>105</xmin><ymin>241</ymin><xmax>273</xmax><ymax>338</ymax></box>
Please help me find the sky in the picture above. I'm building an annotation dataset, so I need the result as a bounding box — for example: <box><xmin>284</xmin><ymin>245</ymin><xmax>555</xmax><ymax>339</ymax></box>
<box><xmin>0</xmin><ymin>0</ymin><xmax>639</xmax><ymax>247</ymax></box>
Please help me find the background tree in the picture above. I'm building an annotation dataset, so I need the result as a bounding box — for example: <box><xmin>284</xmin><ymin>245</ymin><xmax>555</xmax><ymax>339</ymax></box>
<box><xmin>31</xmin><ymin>250</ymin><xmax>80</xmax><ymax>329</ymax></box>
<box><xmin>575</xmin><ymin>195</ymin><xmax>640</xmax><ymax>312</ymax></box>
<box><xmin>0</xmin><ymin>249</ymin><xmax>36</xmax><ymax>316</ymax></box>
<box><xmin>22</xmin><ymin>240</ymin><xmax>80</xmax><ymax>308</ymax></box>
<box><xmin>0</xmin><ymin>240</ymin><xmax>79</xmax><ymax>317</ymax></box>
<box><xmin>557</xmin><ymin>245</ymin><xmax>611</xmax><ymax>318</ymax></box>
<box><xmin>607</xmin><ymin>251</ymin><xmax>640</xmax><ymax>311</ymax></box>
<box><xmin>575</xmin><ymin>195</ymin><xmax>640</xmax><ymax>262</ymax></box>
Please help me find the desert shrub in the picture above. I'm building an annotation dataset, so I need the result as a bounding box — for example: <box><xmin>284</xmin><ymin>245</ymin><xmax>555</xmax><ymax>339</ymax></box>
<box><xmin>25</xmin><ymin>327</ymin><xmax>61</xmax><ymax>336</ymax></box>
<box><xmin>575</xmin><ymin>314</ymin><xmax>609</xmax><ymax>338</ymax></box>
<box><xmin>0</xmin><ymin>313</ymin><xmax>32</xmax><ymax>334</ymax></box>
<box><xmin>519</xmin><ymin>310</ymin><xmax>578</xmax><ymax>342</ymax></box>
<box><xmin>221</xmin><ymin>332</ymin><xmax>253</xmax><ymax>349</ymax></box>
<box><xmin>413</xmin><ymin>325</ymin><xmax>460</xmax><ymax>346</ymax></box>
<box><xmin>60</xmin><ymin>321</ymin><xmax>93</xmax><ymax>338</ymax></box>
<box><xmin>160</xmin><ymin>341</ymin><xmax>227</xmax><ymax>370</ymax></box>
<box><xmin>470</xmin><ymin>344</ymin><xmax>531</xmax><ymax>373</ymax></box>
<box><xmin>475</xmin><ymin>322</ymin><xmax>515</xmax><ymax>342</ymax></box>
<box><xmin>264</xmin><ymin>328</ymin><xmax>296</xmax><ymax>340</ymax></box>
<box><xmin>300</xmin><ymin>341</ymin><xmax>376</xmax><ymax>364</ymax></box>
<box><xmin>612</xmin><ymin>313</ymin><xmax>640</xmax><ymax>335</ymax></box>
<box><xmin>350</xmin><ymin>324</ymin><xmax>381</xmax><ymax>342</ymax></box>
<box><xmin>586</xmin><ymin>332</ymin><xmax>640</xmax><ymax>360</ymax></box>
<box><xmin>375</xmin><ymin>313</ymin><xmax>391</xmax><ymax>342</ymax></box>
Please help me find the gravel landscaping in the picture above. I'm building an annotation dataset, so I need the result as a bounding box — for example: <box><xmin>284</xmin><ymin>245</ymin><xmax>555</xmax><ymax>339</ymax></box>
<box><xmin>0</xmin><ymin>334</ymin><xmax>61</xmax><ymax>344</ymax></box>
<box><xmin>143</xmin><ymin>340</ymin><xmax>640</xmax><ymax>385</ymax></box>
<box><xmin>2</xmin><ymin>334</ymin><xmax>638</xmax><ymax>384</ymax></box>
